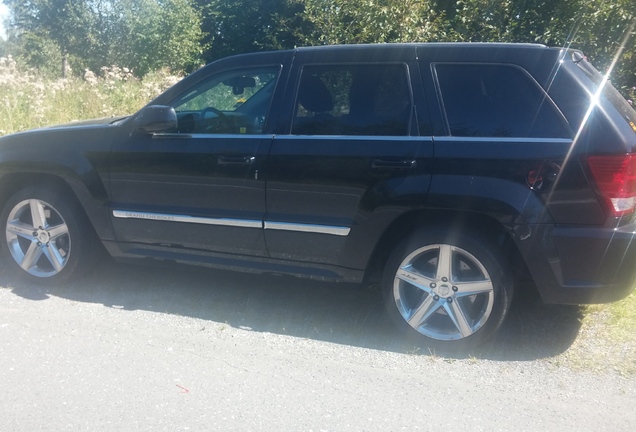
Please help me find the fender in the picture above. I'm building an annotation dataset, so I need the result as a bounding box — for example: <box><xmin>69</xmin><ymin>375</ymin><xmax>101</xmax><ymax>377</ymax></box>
<box><xmin>429</xmin><ymin>137</ymin><xmax>605</xmax><ymax>225</ymax></box>
<box><xmin>0</xmin><ymin>122</ymin><xmax>117</xmax><ymax>241</ymax></box>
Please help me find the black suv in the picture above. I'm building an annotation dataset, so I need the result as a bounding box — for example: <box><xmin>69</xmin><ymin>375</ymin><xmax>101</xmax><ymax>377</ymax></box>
<box><xmin>2</xmin><ymin>43</ymin><xmax>636</xmax><ymax>349</ymax></box>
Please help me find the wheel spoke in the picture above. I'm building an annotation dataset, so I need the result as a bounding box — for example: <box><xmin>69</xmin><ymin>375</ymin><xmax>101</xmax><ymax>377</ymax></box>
<box><xmin>454</xmin><ymin>280</ymin><xmax>493</xmax><ymax>298</ymax></box>
<box><xmin>5</xmin><ymin>196</ymin><xmax>74</xmax><ymax>277</ymax></box>
<box><xmin>393</xmin><ymin>242</ymin><xmax>497</xmax><ymax>342</ymax></box>
<box><xmin>29</xmin><ymin>199</ymin><xmax>47</xmax><ymax>229</ymax></box>
<box><xmin>47</xmin><ymin>222</ymin><xmax>69</xmax><ymax>240</ymax></box>
<box><xmin>396</xmin><ymin>265</ymin><xmax>434</xmax><ymax>293</ymax></box>
<box><xmin>436</xmin><ymin>245</ymin><xmax>453</xmax><ymax>280</ymax></box>
<box><xmin>407</xmin><ymin>294</ymin><xmax>441</xmax><ymax>328</ymax></box>
<box><xmin>42</xmin><ymin>245</ymin><xmax>65</xmax><ymax>272</ymax></box>
<box><xmin>444</xmin><ymin>300</ymin><xmax>473</xmax><ymax>338</ymax></box>
<box><xmin>20</xmin><ymin>241</ymin><xmax>43</xmax><ymax>271</ymax></box>
<box><xmin>6</xmin><ymin>220</ymin><xmax>35</xmax><ymax>239</ymax></box>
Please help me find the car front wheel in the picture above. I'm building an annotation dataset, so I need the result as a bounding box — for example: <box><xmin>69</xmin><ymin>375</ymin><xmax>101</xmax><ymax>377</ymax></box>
<box><xmin>1</xmin><ymin>186</ymin><xmax>93</xmax><ymax>281</ymax></box>
<box><xmin>383</xmin><ymin>229</ymin><xmax>512</xmax><ymax>351</ymax></box>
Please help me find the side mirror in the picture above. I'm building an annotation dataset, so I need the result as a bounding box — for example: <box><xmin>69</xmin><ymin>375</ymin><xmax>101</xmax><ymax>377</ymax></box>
<box><xmin>134</xmin><ymin>105</ymin><xmax>177</xmax><ymax>134</ymax></box>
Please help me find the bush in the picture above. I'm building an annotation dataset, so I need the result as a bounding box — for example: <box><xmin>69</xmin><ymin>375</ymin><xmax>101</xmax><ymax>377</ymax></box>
<box><xmin>0</xmin><ymin>56</ymin><xmax>182</xmax><ymax>136</ymax></box>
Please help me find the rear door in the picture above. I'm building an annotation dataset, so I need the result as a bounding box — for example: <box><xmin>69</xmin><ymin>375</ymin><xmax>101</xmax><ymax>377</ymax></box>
<box><xmin>264</xmin><ymin>47</ymin><xmax>433</xmax><ymax>270</ymax></box>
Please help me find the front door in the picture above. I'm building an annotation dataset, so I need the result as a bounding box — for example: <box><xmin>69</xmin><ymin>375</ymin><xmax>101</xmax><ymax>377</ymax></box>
<box><xmin>109</xmin><ymin>65</ymin><xmax>283</xmax><ymax>257</ymax></box>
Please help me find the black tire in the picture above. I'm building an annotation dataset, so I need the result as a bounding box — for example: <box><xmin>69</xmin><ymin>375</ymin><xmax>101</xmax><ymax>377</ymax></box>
<box><xmin>0</xmin><ymin>185</ymin><xmax>95</xmax><ymax>283</ymax></box>
<box><xmin>382</xmin><ymin>228</ymin><xmax>512</xmax><ymax>353</ymax></box>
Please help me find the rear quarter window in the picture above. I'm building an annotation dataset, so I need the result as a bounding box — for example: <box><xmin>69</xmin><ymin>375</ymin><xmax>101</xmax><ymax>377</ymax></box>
<box><xmin>434</xmin><ymin>63</ymin><xmax>572</xmax><ymax>138</ymax></box>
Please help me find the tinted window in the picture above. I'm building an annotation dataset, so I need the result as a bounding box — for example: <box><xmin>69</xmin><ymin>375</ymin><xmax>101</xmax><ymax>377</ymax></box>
<box><xmin>292</xmin><ymin>64</ymin><xmax>412</xmax><ymax>136</ymax></box>
<box><xmin>435</xmin><ymin>64</ymin><xmax>571</xmax><ymax>138</ymax></box>
<box><xmin>171</xmin><ymin>66</ymin><xmax>280</xmax><ymax>134</ymax></box>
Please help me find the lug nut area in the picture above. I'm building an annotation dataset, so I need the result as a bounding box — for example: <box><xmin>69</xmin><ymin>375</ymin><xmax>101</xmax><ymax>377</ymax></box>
<box><xmin>34</xmin><ymin>229</ymin><xmax>51</xmax><ymax>244</ymax></box>
<box><xmin>430</xmin><ymin>281</ymin><xmax>453</xmax><ymax>299</ymax></box>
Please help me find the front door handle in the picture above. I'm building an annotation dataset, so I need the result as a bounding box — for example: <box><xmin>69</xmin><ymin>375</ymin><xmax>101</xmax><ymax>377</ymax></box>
<box><xmin>371</xmin><ymin>159</ymin><xmax>417</xmax><ymax>169</ymax></box>
<box><xmin>218</xmin><ymin>156</ymin><xmax>255</xmax><ymax>166</ymax></box>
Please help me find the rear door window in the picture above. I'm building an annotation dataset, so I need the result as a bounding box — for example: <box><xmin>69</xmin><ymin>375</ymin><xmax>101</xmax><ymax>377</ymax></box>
<box><xmin>434</xmin><ymin>64</ymin><xmax>572</xmax><ymax>138</ymax></box>
<box><xmin>292</xmin><ymin>64</ymin><xmax>412</xmax><ymax>136</ymax></box>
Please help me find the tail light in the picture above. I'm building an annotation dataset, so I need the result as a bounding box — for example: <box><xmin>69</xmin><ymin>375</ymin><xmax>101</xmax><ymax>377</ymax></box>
<box><xmin>587</xmin><ymin>154</ymin><xmax>636</xmax><ymax>217</ymax></box>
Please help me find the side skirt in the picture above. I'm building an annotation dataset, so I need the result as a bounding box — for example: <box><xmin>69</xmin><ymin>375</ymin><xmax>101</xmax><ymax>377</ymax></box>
<box><xmin>101</xmin><ymin>240</ymin><xmax>365</xmax><ymax>283</ymax></box>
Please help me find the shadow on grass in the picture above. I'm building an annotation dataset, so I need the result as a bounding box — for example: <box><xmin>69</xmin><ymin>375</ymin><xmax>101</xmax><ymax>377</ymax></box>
<box><xmin>1</xmin><ymin>258</ymin><xmax>583</xmax><ymax>361</ymax></box>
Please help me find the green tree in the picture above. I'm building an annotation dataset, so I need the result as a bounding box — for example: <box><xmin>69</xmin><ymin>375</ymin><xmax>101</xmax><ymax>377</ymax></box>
<box><xmin>196</xmin><ymin>0</ymin><xmax>310</xmax><ymax>61</ymax></box>
<box><xmin>4</xmin><ymin>0</ymin><xmax>205</xmax><ymax>77</ymax></box>
<box><xmin>109</xmin><ymin>0</ymin><xmax>205</xmax><ymax>76</ymax></box>
<box><xmin>301</xmin><ymin>0</ymin><xmax>450</xmax><ymax>45</ymax></box>
<box><xmin>566</xmin><ymin>0</ymin><xmax>636</xmax><ymax>94</ymax></box>
<box><xmin>4</xmin><ymin>0</ymin><xmax>98</xmax><ymax>76</ymax></box>
<box><xmin>446</xmin><ymin>0</ymin><xmax>635</xmax><ymax>93</ymax></box>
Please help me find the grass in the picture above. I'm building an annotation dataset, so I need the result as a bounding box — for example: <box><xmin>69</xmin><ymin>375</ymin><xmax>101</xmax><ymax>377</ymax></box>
<box><xmin>0</xmin><ymin>56</ymin><xmax>182</xmax><ymax>136</ymax></box>
<box><xmin>599</xmin><ymin>292</ymin><xmax>636</xmax><ymax>342</ymax></box>
<box><xmin>559</xmin><ymin>292</ymin><xmax>636</xmax><ymax>375</ymax></box>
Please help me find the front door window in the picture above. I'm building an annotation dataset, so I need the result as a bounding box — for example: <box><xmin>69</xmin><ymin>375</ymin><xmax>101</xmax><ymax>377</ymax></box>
<box><xmin>172</xmin><ymin>67</ymin><xmax>281</xmax><ymax>135</ymax></box>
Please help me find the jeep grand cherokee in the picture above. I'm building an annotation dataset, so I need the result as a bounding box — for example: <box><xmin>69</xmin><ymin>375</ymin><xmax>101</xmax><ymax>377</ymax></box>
<box><xmin>1</xmin><ymin>43</ymin><xmax>635</xmax><ymax>349</ymax></box>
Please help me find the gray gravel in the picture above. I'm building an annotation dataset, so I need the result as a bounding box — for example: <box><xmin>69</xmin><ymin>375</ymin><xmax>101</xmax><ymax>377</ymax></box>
<box><xmin>0</xmin><ymin>259</ymin><xmax>634</xmax><ymax>431</ymax></box>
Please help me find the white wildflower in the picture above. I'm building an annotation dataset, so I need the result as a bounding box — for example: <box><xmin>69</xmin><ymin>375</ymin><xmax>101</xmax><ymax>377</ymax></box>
<box><xmin>84</xmin><ymin>69</ymin><xmax>98</xmax><ymax>86</ymax></box>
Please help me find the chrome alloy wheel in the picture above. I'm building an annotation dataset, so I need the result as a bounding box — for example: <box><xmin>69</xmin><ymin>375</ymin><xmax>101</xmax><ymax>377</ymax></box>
<box><xmin>5</xmin><ymin>199</ymin><xmax>71</xmax><ymax>277</ymax></box>
<box><xmin>393</xmin><ymin>244</ymin><xmax>495</xmax><ymax>341</ymax></box>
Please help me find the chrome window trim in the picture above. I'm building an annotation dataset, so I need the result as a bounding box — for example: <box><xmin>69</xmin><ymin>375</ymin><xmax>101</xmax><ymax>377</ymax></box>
<box><xmin>165</xmin><ymin>134</ymin><xmax>275</xmax><ymax>139</ymax></box>
<box><xmin>433</xmin><ymin>137</ymin><xmax>573</xmax><ymax>143</ymax></box>
<box><xmin>275</xmin><ymin>135</ymin><xmax>425</xmax><ymax>142</ymax></box>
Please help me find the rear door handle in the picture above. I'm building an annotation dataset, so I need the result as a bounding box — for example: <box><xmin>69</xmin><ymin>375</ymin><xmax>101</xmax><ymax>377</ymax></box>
<box><xmin>371</xmin><ymin>159</ymin><xmax>417</xmax><ymax>169</ymax></box>
<box><xmin>218</xmin><ymin>156</ymin><xmax>255</xmax><ymax>166</ymax></box>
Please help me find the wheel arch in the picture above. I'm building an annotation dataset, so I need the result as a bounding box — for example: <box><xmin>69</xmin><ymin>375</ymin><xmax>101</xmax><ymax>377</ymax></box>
<box><xmin>0</xmin><ymin>172</ymin><xmax>73</xmax><ymax>207</ymax></box>
<box><xmin>0</xmin><ymin>172</ymin><xmax>110</xmax><ymax>244</ymax></box>
<box><xmin>363</xmin><ymin>209</ymin><xmax>531</xmax><ymax>287</ymax></box>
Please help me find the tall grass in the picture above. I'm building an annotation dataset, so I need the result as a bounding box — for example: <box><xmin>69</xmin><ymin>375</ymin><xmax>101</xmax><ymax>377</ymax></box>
<box><xmin>0</xmin><ymin>56</ymin><xmax>182</xmax><ymax>136</ymax></box>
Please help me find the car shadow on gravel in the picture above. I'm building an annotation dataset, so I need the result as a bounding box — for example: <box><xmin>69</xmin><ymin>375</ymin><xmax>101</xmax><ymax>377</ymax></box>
<box><xmin>1</xmin><ymin>258</ymin><xmax>584</xmax><ymax>361</ymax></box>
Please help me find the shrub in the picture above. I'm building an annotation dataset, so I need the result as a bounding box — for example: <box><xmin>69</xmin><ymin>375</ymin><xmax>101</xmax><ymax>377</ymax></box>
<box><xmin>0</xmin><ymin>56</ymin><xmax>183</xmax><ymax>136</ymax></box>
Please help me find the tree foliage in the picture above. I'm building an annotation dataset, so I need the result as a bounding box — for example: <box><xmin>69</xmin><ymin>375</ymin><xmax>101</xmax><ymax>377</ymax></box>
<box><xmin>195</xmin><ymin>0</ymin><xmax>309</xmax><ymax>61</ymax></box>
<box><xmin>442</xmin><ymin>0</ymin><xmax>636</xmax><ymax>94</ymax></box>
<box><xmin>108</xmin><ymin>0</ymin><xmax>206</xmax><ymax>76</ymax></box>
<box><xmin>2</xmin><ymin>0</ymin><xmax>635</xmax><ymax>95</ymax></box>
<box><xmin>301</xmin><ymin>0</ymin><xmax>451</xmax><ymax>44</ymax></box>
<box><xmin>566</xmin><ymin>0</ymin><xmax>636</xmax><ymax>94</ymax></box>
<box><xmin>0</xmin><ymin>35</ymin><xmax>9</xmax><ymax>57</ymax></box>
<box><xmin>4</xmin><ymin>0</ymin><xmax>205</xmax><ymax>77</ymax></box>
<box><xmin>4</xmin><ymin>0</ymin><xmax>99</xmax><ymax>76</ymax></box>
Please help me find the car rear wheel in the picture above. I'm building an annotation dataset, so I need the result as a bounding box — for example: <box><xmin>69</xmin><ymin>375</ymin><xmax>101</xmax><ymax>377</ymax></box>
<box><xmin>1</xmin><ymin>186</ymin><xmax>94</xmax><ymax>282</ymax></box>
<box><xmin>383</xmin><ymin>229</ymin><xmax>512</xmax><ymax>351</ymax></box>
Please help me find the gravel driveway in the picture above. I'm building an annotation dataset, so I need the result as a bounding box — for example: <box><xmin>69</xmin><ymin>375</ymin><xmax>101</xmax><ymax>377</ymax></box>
<box><xmin>0</xmin><ymin>258</ymin><xmax>634</xmax><ymax>431</ymax></box>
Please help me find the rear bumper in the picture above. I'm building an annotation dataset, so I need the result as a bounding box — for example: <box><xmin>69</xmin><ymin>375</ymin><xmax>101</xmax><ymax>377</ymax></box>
<box><xmin>513</xmin><ymin>222</ymin><xmax>636</xmax><ymax>304</ymax></box>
